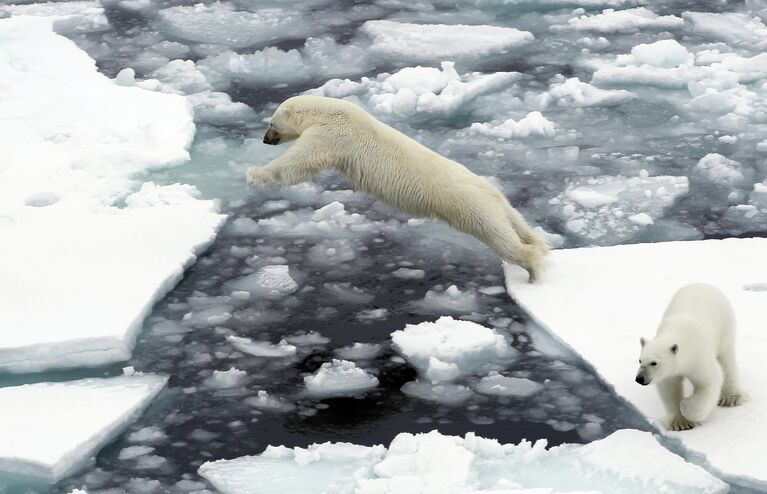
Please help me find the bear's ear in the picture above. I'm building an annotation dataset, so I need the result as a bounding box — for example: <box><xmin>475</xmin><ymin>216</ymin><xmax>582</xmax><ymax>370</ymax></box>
<box><xmin>670</xmin><ymin>344</ymin><xmax>678</xmax><ymax>354</ymax></box>
<box><xmin>640</xmin><ymin>337</ymin><xmax>646</xmax><ymax>347</ymax></box>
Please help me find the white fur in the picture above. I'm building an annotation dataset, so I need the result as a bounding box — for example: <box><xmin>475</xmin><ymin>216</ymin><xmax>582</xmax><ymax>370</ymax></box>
<box><xmin>247</xmin><ymin>95</ymin><xmax>549</xmax><ymax>281</ymax></box>
<box><xmin>637</xmin><ymin>283</ymin><xmax>746</xmax><ymax>431</ymax></box>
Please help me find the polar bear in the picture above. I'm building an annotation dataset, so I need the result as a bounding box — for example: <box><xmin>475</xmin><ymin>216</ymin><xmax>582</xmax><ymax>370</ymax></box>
<box><xmin>247</xmin><ymin>95</ymin><xmax>549</xmax><ymax>282</ymax></box>
<box><xmin>636</xmin><ymin>283</ymin><xmax>746</xmax><ymax>431</ymax></box>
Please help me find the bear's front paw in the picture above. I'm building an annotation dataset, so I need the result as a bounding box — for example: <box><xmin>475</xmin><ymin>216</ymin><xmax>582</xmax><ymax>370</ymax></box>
<box><xmin>247</xmin><ymin>166</ymin><xmax>274</xmax><ymax>186</ymax></box>
<box><xmin>680</xmin><ymin>397</ymin><xmax>711</xmax><ymax>423</ymax></box>
<box><xmin>669</xmin><ymin>414</ymin><xmax>697</xmax><ymax>431</ymax></box>
<box><xmin>718</xmin><ymin>391</ymin><xmax>745</xmax><ymax>407</ymax></box>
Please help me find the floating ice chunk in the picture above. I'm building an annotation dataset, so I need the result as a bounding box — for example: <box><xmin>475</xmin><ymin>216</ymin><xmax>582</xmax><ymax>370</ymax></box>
<box><xmin>548</xmin><ymin>77</ymin><xmax>635</xmax><ymax>107</ymax></box>
<box><xmin>228</xmin><ymin>335</ymin><xmax>297</xmax><ymax>357</ymax></box>
<box><xmin>206</xmin><ymin>367</ymin><xmax>247</xmax><ymax>389</ymax></box>
<box><xmin>303</xmin><ymin>360</ymin><xmax>379</xmax><ymax>398</ymax></box>
<box><xmin>244</xmin><ymin>391</ymin><xmax>294</xmax><ymax>412</ymax></box>
<box><xmin>415</xmin><ymin>285</ymin><xmax>480</xmax><ymax>314</ymax></box>
<box><xmin>286</xmin><ymin>332</ymin><xmax>331</xmax><ymax>346</ymax></box>
<box><xmin>309</xmin><ymin>62</ymin><xmax>518</xmax><ymax>118</ymax></box>
<box><xmin>308</xmin><ymin>239</ymin><xmax>357</xmax><ymax>265</ymax></box>
<box><xmin>157</xmin><ymin>3</ymin><xmax>316</xmax><ymax>48</ymax></box>
<box><xmin>470</xmin><ymin>111</ymin><xmax>556</xmax><ymax>140</ymax></box>
<box><xmin>226</xmin><ymin>265</ymin><xmax>298</xmax><ymax>298</ymax></box>
<box><xmin>247</xmin><ymin>202</ymin><xmax>388</xmax><ymax>239</ymax></box>
<box><xmin>323</xmin><ymin>283</ymin><xmax>374</xmax><ymax>304</ymax></box>
<box><xmin>200</xmin><ymin>441</ymin><xmax>387</xmax><ymax>494</ymax></box>
<box><xmin>553</xmin><ymin>174</ymin><xmax>689</xmax><ymax>244</ymax></box>
<box><xmin>149</xmin><ymin>59</ymin><xmax>212</xmax><ymax>94</ymax></box>
<box><xmin>0</xmin><ymin>19</ymin><xmax>225</xmax><ymax>373</ymax></box>
<box><xmin>631</xmin><ymin>39</ymin><xmax>689</xmax><ymax>68</ymax></box>
<box><xmin>391</xmin><ymin>316</ymin><xmax>513</xmax><ymax>382</ymax></box>
<box><xmin>360</xmin><ymin>20</ymin><xmax>533</xmax><ymax>61</ymax></box>
<box><xmin>0</xmin><ymin>1</ymin><xmax>109</xmax><ymax>33</ymax></box>
<box><xmin>693</xmin><ymin>153</ymin><xmax>746</xmax><ymax>186</ymax></box>
<box><xmin>400</xmin><ymin>381</ymin><xmax>473</xmax><ymax>405</ymax></box>
<box><xmin>505</xmin><ymin>238</ymin><xmax>767</xmax><ymax>483</ymax></box>
<box><xmin>119</xmin><ymin>445</ymin><xmax>155</xmax><ymax>461</ymax></box>
<box><xmin>475</xmin><ymin>371</ymin><xmax>543</xmax><ymax>397</ymax></box>
<box><xmin>128</xmin><ymin>427</ymin><xmax>168</xmax><ymax>444</ymax></box>
<box><xmin>356</xmin><ymin>308</ymin><xmax>389</xmax><ymax>321</ymax></box>
<box><xmin>200</xmin><ymin>429</ymin><xmax>726</xmax><ymax>494</ymax></box>
<box><xmin>336</xmin><ymin>343</ymin><xmax>383</xmax><ymax>360</ymax></box>
<box><xmin>563</xmin><ymin>7</ymin><xmax>683</xmax><ymax>33</ymax></box>
<box><xmin>391</xmin><ymin>267</ymin><xmax>426</xmax><ymax>279</ymax></box>
<box><xmin>182</xmin><ymin>305</ymin><xmax>233</xmax><ymax>328</ymax></box>
<box><xmin>683</xmin><ymin>11</ymin><xmax>767</xmax><ymax>49</ymax></box>
<box><xmin>0</xmin><ymin>375</ymin><xmax>167</xmax><ymax>483</ymax></box>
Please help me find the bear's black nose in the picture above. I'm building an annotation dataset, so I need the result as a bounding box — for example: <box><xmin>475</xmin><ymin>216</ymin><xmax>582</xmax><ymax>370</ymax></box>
<box><xmin>635</xmin><ymin>376</ymin><xmax>647</xmax><ymax>385</ymax></box>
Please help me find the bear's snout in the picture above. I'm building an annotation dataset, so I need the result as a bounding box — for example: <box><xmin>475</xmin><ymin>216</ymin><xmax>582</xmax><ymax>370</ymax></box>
<box><xmin>635</xmin><ymin>374</ymin><xmax>649</xmax><ymax>386</ymax></box>
<box><xmin>263</xmin><ymin>127</ymin><xmax>280</xmax><ymax>145</ymax></box>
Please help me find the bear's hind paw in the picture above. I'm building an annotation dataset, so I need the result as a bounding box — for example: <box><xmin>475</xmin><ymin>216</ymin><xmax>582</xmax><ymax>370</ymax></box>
<box><xmin>669</xmin><ymin>415</ymin><xmax>697</xmax><ymax>431</ymax></box>
<box><xmin>718</xmin><ymin>393</ymin><xmax>745</xmax><ymax>407</ymax></box>
<box><xmin>247</xmin><ymin>166</ymin><xmax>274</xmax><ymax>186</ymax></box>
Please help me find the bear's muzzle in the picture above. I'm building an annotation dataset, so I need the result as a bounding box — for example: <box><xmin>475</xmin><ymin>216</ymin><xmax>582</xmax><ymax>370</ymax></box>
<box><xmin>263</xmin><ymin>127</ymin><xmax>280</xmax><ymax>145</ymax></box>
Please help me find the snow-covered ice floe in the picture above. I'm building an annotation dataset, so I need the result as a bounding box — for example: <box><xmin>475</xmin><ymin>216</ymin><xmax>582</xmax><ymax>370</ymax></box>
<box><xmin>303</xmin><ymin>359</ymin><xmax>379</xmax><ymax>398</ymax></box>
<box><xmin>199</xmin><ymin>428</ymin><xmax>726</xmax><ymax>494</ymax></box>
<box><xmin>0</xmin><ymin>18</ymin><xmax>225</xmax><ymax>373</ymax></box>
<box><xmin>0</xmin><ymin>375</ymin><xmax>167</xmax><ymax>483</ymax></box>
<box><xmin>360</xmin><ymin>20</ymin><xmax>533</xmax><ymax>62</ymax></box>
<box><xmin>505</xmin><ymin>238</ymin><xmax>767</xmax><ymax>485</ymax></box>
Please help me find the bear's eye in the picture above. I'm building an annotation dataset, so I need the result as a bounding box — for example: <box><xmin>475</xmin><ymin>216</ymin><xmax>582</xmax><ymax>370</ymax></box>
<box><xmin>650</xmin><ymin>361</ymin><xmax>658</xmax><ymax>367</ymax></box>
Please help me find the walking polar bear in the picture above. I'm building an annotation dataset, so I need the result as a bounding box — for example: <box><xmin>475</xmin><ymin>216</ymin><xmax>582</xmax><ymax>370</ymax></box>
<box><xmin>636</xmin><ymin>283</ymin><xmax>746</xmax><ymax>431</ymax></box>
<box><xmin>247</xmin><ymin>95</ymin><xmax>549</xmax><ymax>282</ymax></box>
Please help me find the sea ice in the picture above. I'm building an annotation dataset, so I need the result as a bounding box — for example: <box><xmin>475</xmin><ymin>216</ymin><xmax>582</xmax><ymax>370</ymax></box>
<box><xmin>228</xmin><ymin>336</ymin><xmax>297</xmax><ymax>358</ymax></box>
<box><xmin>226</xmin><ymin>265</ymin><xmax>298</xmax><ymax>298</ymax></box>
<box><xmin>551</xmin><ymin>173</ymin><xmax>689</xmax><ymax>244</ymax></box>
<box><xmin>205</xmin><ymin>367</ymin><xmax>247</xmax><ymax>389</ymax></box>
<box><xmin>199</xmin><ymin>429</ymin><xmax>726</xmax><ymax>494</ymax></box>
<box><xmin>475</xmin><ymin>371</ymin><xmax>544</xmax><ymax>397</ymax></box>
<box><xmin>0</xmin><ymin>375</ymin><xmax>167</xmax><ymax>483</ymax></box>
<box><xmin>562</xmin><ymin>7</ymin><xmax>683</xmax><ymax>33</ymax></box>
<box><xmin>335</xmin><ymin>343</ymin><xmax>383</xmax><ymax>360</ymax></box>
<box><xmin>0</xmin><ymin>1</ymin><xmax>109</xmax><ymax>33</ymax></box>
<box><xmin>469</xmin><ymin>111</ymin><xmax>557</xmax><ymax>140</ymax></box>
<box><xmin>360</xmin><ymin>20</ymin><xmax>533</xmax><ymax>62</ymax></box>
<box><xmin>303</xmin><ymin>359</ymin><xmax>379</xmax><ymax>398</ymax></box>
<box><xmin>0</xmin><ymin>18</ymin><xmax>225</xmax><ymax>373</ymax></box>
<box><xmin>308</xmin><ymin>62</ymin><xmax>518</xmax><ymax>119</ymax></box>
<box><xmin>414</xmin><ymin>285</ymin><xmax>480</xmax><ymax>314</ymax></box>
<box><xmin>505</xmin><ymin>238</ymin><xmax>767</xmax><ymax>484</ymax></box>
<box><xmin>391</xmin><ymin>316</ymin><xmax>514</xmax><ymax>383</ymax></box>
<box><xmin>157</xmin><ymin>3</ymin><xmax>319</xmax><ymax>49</ymax></box>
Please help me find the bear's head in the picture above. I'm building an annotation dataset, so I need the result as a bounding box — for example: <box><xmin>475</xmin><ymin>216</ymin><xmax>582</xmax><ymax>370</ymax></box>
<box><xmin>263</xmin><ymin>95</ymin><xmax>361</xmax><ymax>145</ymax></box>
<box><xmin>636</xmin><ymin>337</ymin><xmax>679</xmax><ymax>385</ymax></box>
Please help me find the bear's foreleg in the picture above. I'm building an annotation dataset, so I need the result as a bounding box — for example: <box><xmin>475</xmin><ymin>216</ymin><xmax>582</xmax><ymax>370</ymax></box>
<box><xmin>680</xmin><ymin>361</ymin><xmax>723</xmax><ymax>423</ymax></box>
<box><xmin>657</xmin><ymin>377</ymin><xmax>696</xmax><ymax>431</ymax></box>
<box><xmin>247</xmin><ymin>138</ymin><xmax>332</xmax><ymax>187</ymax></box>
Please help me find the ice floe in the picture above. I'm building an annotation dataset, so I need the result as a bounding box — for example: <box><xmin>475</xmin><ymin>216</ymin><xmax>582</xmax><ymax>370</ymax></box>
<box><xmin>303</xmin><ymin>359</ymin><xmax>379</xmax><ymax>398</ymax></box>
<box><xmin>562</xmin><ymin>7</ymin><xmax>683</xmax><ymax>33</ymax></box>
<box><xmin>360</xmin><ymin>20</ymin><xmax>533</xmax><ymax>62</ymax></box>
<box><xmin>506</xmin><ymin>238</ymin><xmax>767</xmax><ymax>483</ymax></box>
<box><xmin>0</xmin><ymin>18</ymin><xmax>225</xmax><ymax>373</ymax></box>
<box><xmin>199</xmin><ymin>429</ymin><xmax>726</xmax><ymax>494</ymax></box>
<box><xmin>0</xmin><ymin>375</ymin><xmax>167</xmax><ymax>483</ymax></box>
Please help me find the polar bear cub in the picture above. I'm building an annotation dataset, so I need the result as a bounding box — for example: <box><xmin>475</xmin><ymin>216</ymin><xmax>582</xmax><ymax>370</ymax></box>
<box><xmin>247</xmin><ymin>95</ymin><xmax>549</xmax><ymax>282</ymax></box>
<box><xmin>636</xmin><ymin>283</ymin><xmax>746</xmax><ymax>431</ymax></box>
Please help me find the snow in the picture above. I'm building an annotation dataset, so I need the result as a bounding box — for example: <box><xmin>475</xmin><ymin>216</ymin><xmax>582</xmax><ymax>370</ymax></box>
<box><xmin>0</xmin><ymin>18</ymin><xmax>225</xmax><ymax>373</ymax></box>
<box><xmin>505</xmin><ymin>238</ymin><xmax>767</xmax><ymax>484</ymax></box>
<box><xmin>303</xmin><ymin>359</ymin><xmax>379</xmax><ymax>398</ymax></box>
<box><xmin>391</xmin><ymin>316</ymin><xmax>514</xmax><ymax>383</ymax></box>
<box><xmin>199</xmin><ymin>429</ymin><xmax>726</xmax><ymax>494</ymax></box>
<box><xmin>0</xmin><ymin>375</ymin><xmax>167</xmax><ymax>483</ymax></box>
<box><xmin>563</xmin><ymin>8</ymin><xmax>683</xmax><ymax>33</ymax></box>
<box><xmin>0</xmin><ymin>1</ymin><xmax>109</xmax><ymax>33</ymax></box>
<box><xmin>360</xmin><ymin>20</ymin><xmax>533</xmax><ymax>61</ymax></box>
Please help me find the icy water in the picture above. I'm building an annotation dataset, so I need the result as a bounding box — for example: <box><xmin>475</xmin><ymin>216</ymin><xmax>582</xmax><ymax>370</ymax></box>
<box><xmin>4</xmin><ymin>0</ymin><xmax>767</xmax><ymax>492</ymax></box>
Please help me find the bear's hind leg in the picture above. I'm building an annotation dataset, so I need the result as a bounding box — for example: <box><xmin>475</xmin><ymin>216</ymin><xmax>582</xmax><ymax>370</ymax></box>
<box><xmin>718</xmin><ymin>344</ymin><xmax>746</xmax><ymax>407</ymax></box>
<box><xmin>504</xmin><ymin>204</ymin><xmax>549</xmax><ymax>257</ymax></box>
<box><xmin>472</xmin><ymin>220</ymin><xmax>543</xmax><ymax>283</ymax></box>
